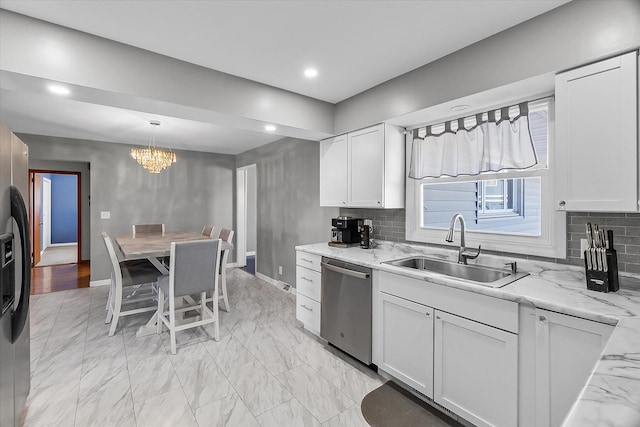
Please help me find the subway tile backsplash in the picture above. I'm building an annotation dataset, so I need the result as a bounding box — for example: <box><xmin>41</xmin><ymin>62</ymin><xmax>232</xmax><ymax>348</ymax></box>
<box><xmin>339</xmin><ymin>208</ymin><xmax>640</xmax><ymax>274</ymax></box>
<box><xmin>566</xmin><ymin>212</ymin><xmax>640</xmax><ymax>275</ymax></box>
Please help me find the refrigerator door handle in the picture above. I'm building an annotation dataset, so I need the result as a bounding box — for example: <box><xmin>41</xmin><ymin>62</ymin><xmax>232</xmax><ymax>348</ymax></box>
<box><xmin>10</xmin><ymin>185</ymin><xmax>30</xmax><ymax>342</ymax></box>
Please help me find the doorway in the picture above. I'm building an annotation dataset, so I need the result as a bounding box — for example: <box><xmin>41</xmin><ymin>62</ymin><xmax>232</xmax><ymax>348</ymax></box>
<box><xmin>236</xmin><ymin>164</ymin><xmax>257</xmax><ymax>275</ymax></box>
<box><xmin>30</xmin><ymin>170</ymin><xmax>81</xmax><ymax>267</ymax></box>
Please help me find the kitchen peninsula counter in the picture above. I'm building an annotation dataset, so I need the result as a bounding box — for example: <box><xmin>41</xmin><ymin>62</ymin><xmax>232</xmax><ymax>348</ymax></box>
<box><xmin>295</xmin><ymin>241</ymin><xmax>640</xmax><ymax>427</ymax></box>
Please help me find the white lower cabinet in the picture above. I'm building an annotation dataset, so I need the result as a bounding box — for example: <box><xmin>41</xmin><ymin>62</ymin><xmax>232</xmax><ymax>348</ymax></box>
<box><xmin>434</xmin><ymin>310</ymin><xmax>518</xmax><ymax>427</ymax></box>
<box><xmin>534</xmin><ymin>309</ymin><xmax>613</xmax><ymax>427</ymax></box>
<box><xmin>378</xmin><ymin>292</ymin><xmax>434</xmax><ymax>398</ymax></box>
<box><xmin>295</xmin><ymin>251</ymin><xmax>322</xmax><ymax>335</ymax></box>
<box><xmin>373</xmin><ymin>271</ymin><xmax>519</xmax><ymax>426</ymax></box>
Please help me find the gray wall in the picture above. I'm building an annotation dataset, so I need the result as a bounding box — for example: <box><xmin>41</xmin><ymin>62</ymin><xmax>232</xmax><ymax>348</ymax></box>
<box><xmin>335</xmin><ymin>0</ymin><xmax>640</xmax><ymax>133</ymax></box>
<box><xmin>237</xmin><ymin>138</ymin><xmax>338</xmax><ymax>286</ymax></box>
<box><xmin>21</xmin><ymin>134</ymin><xmax>235</xmax><ymax>282</ymax></box>
<box><xmin>246</xmin><ymin>164</ymin><xmax>257</xmax><ymax>253</ymax></box>
<box><xmin>28</xmin><ymin>159</ymin><xmax>90</xmax><ymax>260</ymax></box>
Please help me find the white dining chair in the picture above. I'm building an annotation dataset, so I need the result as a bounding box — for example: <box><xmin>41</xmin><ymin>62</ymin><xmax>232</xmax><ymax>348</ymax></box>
<box><xmin>156</xmin><ymin>239</ymin><xmax>222</xmax><ymax>354</ymax></box>
<box><xmin>102</xmin><ymin>232</ymin><xmax>162</xmax><ymax>336</ymax></box>
<box><xmin>202</xmin><ymin>225</ymin><xmax>215</xmax><ymax>238</ymax></box>
<box><xmin>132</xmin><ymin>223</ymin><xmax>165</xmax><ymax>237</ymax></box>
<box><xmin>217</xmin><ymin>228</ymin><xmax>234</xmax><ymax>312</ymax></box>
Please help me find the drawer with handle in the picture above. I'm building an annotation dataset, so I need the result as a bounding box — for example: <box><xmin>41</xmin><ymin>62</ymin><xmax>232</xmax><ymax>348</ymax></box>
<box><xmin>296</xmin><ymin>266</ymin><xmax>321</xmax><ymax>302</ymax></box>
<box><xmin>296</xmin><ymin>251</ymin><xmax>322</xmax><ymax>272</ymax></box>
<box><xmin>296</xmin><ymin>293</ymin><xmax>320</xmax><ymax>333</ymax></box>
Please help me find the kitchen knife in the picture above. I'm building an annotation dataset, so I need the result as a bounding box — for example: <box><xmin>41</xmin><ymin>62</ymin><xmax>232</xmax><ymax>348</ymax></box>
<box><xmin>585</xmin><ymin>223</ymin><xmax>593</xmax><ymax>270</ymax></box>
<box><xmin>601</xmin><ymin>229</ymin><xmax>610</xmax><ymax>272</ymax></box>
<box><xmin>598</xmin><ymin>226</ymin><xmax>607</xmax><ymax>271</ymax></box>
<box><xmin>593</xmin><ymin>224</ymin><xmax>602</xmax><ymax>271</ymax></box>
<box><xmin>590</xmin><ymin>223</ymin><xmax>600</xmax><ymax>271</ymax></box>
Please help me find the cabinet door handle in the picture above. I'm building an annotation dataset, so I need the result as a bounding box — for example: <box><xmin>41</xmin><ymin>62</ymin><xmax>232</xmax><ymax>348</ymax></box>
<box><xmin>539</xmin><ymin>315</ymin><xmax>547</xmax><ymax>323</ymax></box>
<box><xmin>301</xmin><ymin>304</ymin><xmax>313</xmax><ymax>311</ymax></box>
<box><xmin>558</xmin><ymin>201</ymin><xmax>566</xmax><ymax>208</ymax></box>
<box><xmin>300</xmin><ymin>258</ymin><xmax>313</xmax><ymax>263</ymax></box>
<box><xmin>436</xmin><ymin>316</ymin><xmax>441</xmax><ymax>320</ymax></box>
<box><xmin>425</xmin><ymin>312</ymin><xmax>430</xmax><ymax>317</ymax></box>
<box><xmin>300</xmin><ymin>276</ymin><xmax>313</xmax><ymax>282</ymax></box>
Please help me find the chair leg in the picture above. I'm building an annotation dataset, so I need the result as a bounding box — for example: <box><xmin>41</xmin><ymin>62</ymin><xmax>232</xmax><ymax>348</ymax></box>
<box><xmin>157</xmin><ymin>288</ymin><xmax>164</xmax><ymax>334</ymax></box>
<box><xmin>105</xmin><ymin>304</ymin><xmax>113</xmax><ymax>324</ymax></box>
<box><xmin>213</xmin><ymin>290</ymin><xmax>220</xmax><ymax>342</ymax></box>
<box><xmin>108</xmin><ymin>307</ymin><xmax>119</xmax><ymax>336</ymax></box>
<box><xmin>220</xmin><ymin>269</ymin><xmax>230</xmax><ymax>313</ymax></box>
<box><xmin>105</xmin><ymin>281</ymin><xmax>114</xmax><ymax>323</ymax></box>
<box><xmin>109</xmin><ymin>281</ymin><xmax>123</xmax><ymax>336</ymax></box>
<box><xmin>169</xmin><ymin>294</ymin><xmax>177</xmax><ymax>355</ymax></box>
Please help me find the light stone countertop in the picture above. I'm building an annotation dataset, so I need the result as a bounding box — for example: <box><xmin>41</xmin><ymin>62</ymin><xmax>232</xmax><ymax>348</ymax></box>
<box><xmin>295</xmin><ymin>241</ymin><xmax>640</xmax><ymax>427</ymax></box>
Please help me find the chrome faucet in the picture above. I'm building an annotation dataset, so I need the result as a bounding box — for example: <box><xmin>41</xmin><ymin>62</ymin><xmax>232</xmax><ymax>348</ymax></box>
<box><xmin>445</xmin><ymin>214</ymin><xmax>481</xmax><ymax>265</ymax></box>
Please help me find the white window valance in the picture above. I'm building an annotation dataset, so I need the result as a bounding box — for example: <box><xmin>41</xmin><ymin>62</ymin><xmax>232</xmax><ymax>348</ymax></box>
<box><xmin>408</xmin><ymin>102</ymin><xmax>538</xmax><ymax>179</ymax></box>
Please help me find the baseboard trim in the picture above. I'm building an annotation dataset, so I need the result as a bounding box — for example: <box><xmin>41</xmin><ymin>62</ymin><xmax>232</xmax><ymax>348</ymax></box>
<box><xmin>48</xmin><ymin>243</ymin><xmax>78</xmax><ymax>248</ymax></box>
<box><xmin>255</xmin><ymin>272</ymin><xmax>278</xmax><ymax>286</ymax></box>
<box><xmin>90</xmin><ymin>279</ymin><xmax>110</xmax><ymax>287</ymax></box>
<box><xmin>255</xmin><ymin>272</ymin><xmax>295</xmax><ymax>294</ymax></box>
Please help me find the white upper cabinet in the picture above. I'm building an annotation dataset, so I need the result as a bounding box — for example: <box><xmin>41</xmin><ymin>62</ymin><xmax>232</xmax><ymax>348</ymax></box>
<box><xmin>319</xmin><ymin>134</ymin><xmax>348</xmax><ymax>206</ymax></box>
<box><xmin>320</xmin><ymin>123</ymin><xmax>405</xmax><ymax>208</ymax></box>
<box><xmin>348</xmin><ymin>125</ymin><xmax>385</xmax><ymax>207</ymax></box>
<box><xmin>555</xmin><ymin>51</ymin><xmax>638</xmax><ymax>212</ymax></box>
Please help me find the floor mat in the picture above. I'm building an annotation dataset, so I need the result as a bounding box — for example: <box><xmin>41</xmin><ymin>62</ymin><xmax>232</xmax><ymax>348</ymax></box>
<box><xmin>361</xmin><ymin>381</ymin><xmax>464</xmax><ymax>427</ymax></box>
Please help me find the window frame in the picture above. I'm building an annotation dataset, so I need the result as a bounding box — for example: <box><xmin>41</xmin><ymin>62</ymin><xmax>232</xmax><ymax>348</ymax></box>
<box><xmin>405</xmin><ymin>98</ymin><xmax>566</xmax><ymax>259</ymax></box>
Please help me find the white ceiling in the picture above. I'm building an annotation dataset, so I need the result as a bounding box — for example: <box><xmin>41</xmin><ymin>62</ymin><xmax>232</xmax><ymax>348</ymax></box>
<box><xmin>0</xmin><ymin>0</ymin><xmax>569</xmax><ymax>154</ymax></box>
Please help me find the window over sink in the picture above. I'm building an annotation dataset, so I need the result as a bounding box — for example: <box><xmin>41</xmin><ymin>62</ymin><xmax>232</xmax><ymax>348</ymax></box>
<box><xmin>406</xmin><ymin>97</ymin><xmax>566</xmax><ymax>258</ymax></box>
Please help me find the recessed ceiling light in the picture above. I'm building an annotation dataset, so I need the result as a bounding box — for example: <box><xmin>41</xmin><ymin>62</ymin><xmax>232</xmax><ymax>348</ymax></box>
<box><xmin>451</xmin><ymin>104</ymin><xmax>470</xmax><ymax>112</ymax></box>
<box><xmin>304</xmin><ymin>68</ymin><xmax>318</xmax><ymax>78</ymax></box>
<box><xmin>265</xmin><ymin>124</ymin><xmax>276</xmax><ymax>132</ymax></box>
<box><xmin>48</xmin><ymin>84</ymin><xmax>70</xmax><ymax>95</ymax></box>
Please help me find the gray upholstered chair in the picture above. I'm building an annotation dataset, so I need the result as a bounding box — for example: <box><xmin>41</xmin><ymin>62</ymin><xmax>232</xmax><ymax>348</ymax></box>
<box><xmin>202</xmin><ymin>225</ymin><xmax>215</xmax><ymax>238</ymax></box>
<box><xmin>156</xmin><ymin>239</ymin><xmax>222</xmax><ymax>354</ymax></box>
<box><xmin>102</xmin><ymin>232</ymin><xmax>162</xmax><ymax>336</ymax></box>
<box><xmin>217</xmin><ymin>228</ymin><xmax>234</xmax><ymax>312</ymax></box>
<box><xmin>132</xmin><ymin>223</ymin><xmax>165</xmax><ymax>237</ymax></box>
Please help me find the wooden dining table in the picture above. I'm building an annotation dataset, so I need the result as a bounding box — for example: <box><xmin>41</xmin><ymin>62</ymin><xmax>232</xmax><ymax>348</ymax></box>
<box><xmin>115</xmin><ymin>231</ymin><xmax>234</xmax><ymax>336</ymax></box>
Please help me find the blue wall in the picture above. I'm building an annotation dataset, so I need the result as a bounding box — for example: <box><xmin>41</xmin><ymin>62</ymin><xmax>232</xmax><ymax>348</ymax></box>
<box><xmin>48</xmin><ymin>174</ymin><xmax>78</xmax><ymax>244</ymax></box>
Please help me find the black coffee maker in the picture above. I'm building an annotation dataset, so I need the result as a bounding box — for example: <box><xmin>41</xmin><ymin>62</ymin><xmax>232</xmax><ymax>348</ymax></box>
<box><xmin>329</xmin><ymin>217</ymin><xmax>361</xmax><ymax>247</ymax></box>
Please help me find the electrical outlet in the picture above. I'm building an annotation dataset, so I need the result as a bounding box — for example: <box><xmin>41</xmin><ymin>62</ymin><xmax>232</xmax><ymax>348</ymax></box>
<box><xmin>580</xmin><ymin>239</ymin><xmax>588</xmax><ymax>258</ymax></box>
<box><xmin>278</xmin><ymin>266</ymin><xmax>283</xmax><ymax>275</ymax></box>
<box><xmin>100</xmin><ymin>211</ymin><xmax>110</xmax><ymax>219</ymax></box>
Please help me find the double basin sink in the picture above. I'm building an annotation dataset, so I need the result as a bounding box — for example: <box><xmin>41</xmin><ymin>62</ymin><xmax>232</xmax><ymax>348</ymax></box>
<box><xmin>382</xmin><ymin>256</ymin><xmax>528</xmax><ymax>288</ymax></box>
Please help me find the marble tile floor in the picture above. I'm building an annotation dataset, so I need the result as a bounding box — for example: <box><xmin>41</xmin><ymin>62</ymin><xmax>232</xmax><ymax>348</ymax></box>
<box><xmin>24</xmin><ymin>268</ymin><xmax>385</xmax><ymax>427</ymax></box>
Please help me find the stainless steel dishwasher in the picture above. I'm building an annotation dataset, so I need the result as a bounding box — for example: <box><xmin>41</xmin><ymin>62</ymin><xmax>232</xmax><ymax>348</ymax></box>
<box><xmin>320</xmin><ymin>257</ymin><xmax>372</xmax><ymax>365</ymax></box>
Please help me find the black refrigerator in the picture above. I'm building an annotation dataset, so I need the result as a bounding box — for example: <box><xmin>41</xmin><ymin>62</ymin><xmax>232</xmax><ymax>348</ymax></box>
<box><xmin>0</xmin><ymin>123</ymin><xmax>31</xmax><ymax>427</ymax></box>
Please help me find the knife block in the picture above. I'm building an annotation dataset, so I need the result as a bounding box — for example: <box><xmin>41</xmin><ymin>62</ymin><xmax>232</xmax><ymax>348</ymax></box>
<box><xmin>583</xmin><ymin>249</ymin><xmax>619</xmax><ymax>293</ymax></box>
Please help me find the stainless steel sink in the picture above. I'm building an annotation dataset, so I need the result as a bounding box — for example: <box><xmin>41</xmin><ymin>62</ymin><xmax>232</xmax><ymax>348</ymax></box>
<box><xmin>382</xmin><ymin>256</ymin><xmax>528</xmax><ymax>288</ymax></box>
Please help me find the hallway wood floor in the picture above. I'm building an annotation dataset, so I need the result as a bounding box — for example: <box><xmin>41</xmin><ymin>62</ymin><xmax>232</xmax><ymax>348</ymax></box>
<box><xmin>30</xmin><ymin>260</ymin><xmax>90</xmax><ymax>295</ymax></box>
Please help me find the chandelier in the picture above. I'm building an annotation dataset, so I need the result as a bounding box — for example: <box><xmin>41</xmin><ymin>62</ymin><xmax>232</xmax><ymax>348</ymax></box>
<box><xmin>131</xmin><ymin>120</ymin><xmax>177</xmax><ymax>173</ymax></box>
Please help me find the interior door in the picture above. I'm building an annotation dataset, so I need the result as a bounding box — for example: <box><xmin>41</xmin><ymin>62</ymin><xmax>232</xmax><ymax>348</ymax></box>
<box><xmin>42</xmin><ymin>177</ymin><xmax>51</xmax><ymax>252</ymax></box>
<box><xmin>30</xmin><ymin>172</ymin><xmax>41</xmax><ymax>266</ymax></box>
